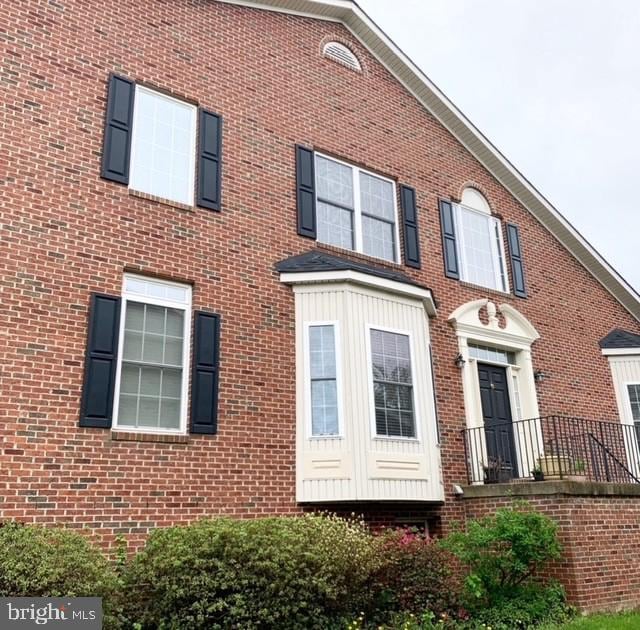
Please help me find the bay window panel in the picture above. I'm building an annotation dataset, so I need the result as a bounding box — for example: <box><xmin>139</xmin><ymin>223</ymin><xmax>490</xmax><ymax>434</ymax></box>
<box><xmin>309</xmin><ymin>325</ymin><xmax>339</xmax><ymax>436</ymax></box>
<box><xmin>628</xmin><ymin>385</ymin><xmax>640</xmax><ymax>421</ymax></box>
<box><xmin>371</xmin><ymin>329</ymin><xmax>416</xmax><ymax>438</ymax></box>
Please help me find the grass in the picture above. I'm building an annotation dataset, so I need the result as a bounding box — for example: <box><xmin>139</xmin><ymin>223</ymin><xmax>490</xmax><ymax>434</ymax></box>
<box><xmin>544</xmin><ymin>612</ymin><xmax>640</xmax><ymax>629</ymax></box>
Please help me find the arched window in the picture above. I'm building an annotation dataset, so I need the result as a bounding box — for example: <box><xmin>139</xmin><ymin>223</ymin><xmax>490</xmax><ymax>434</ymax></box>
<box><xmin>461</xmin><ymin>187</ymin><xmax>491</xmax><ymax>214</ymax></box>
<box><xmin>322</xmin><ymin>42</ymin><xmax>362</xmax><ymax>72</ymax></box>
<box><xmin>451</xmin><ymin>188</ymin><xmax>508</xmax><ymax>292</ymax></box>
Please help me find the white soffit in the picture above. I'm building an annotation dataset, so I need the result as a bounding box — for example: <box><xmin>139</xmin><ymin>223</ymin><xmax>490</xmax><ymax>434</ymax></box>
<box><xmin>216</xmin><ymin>0</ymin><xmax>640</xmax><ymax>322</ymax></box>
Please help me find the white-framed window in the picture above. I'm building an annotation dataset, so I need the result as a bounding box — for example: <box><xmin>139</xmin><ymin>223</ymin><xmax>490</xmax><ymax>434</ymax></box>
<box><xmin>129</xmin><ymin>85</ymin><xmax>197</xmax><ymax>205</ymax></box>
<box><xmin>628</xmin><ymin>384</ymin><xmax>640</xmax><ymax>421</ymax></box>
<box><xmin>453</xmin><ymin>188</ymin><xmax>508</xmax><ymax>292</ymax></box>
<box><xmin>112</xmin><ymin>275</ymin><xmax>192</xmax><ymax>433</ymax></box>
<box><xmin>307</xmin><ymin>323</ymin><xmax>341</xmax><ymax>437</ymax></box>
<box><xmin>369</xmin><ymin>327</ymin><xmax>416</xmax><ymax>439</ymax></box>
<box><xmin>315</xmin><ymin>153</ymin><xmax>400</xmax><ymax>263</ymax></box>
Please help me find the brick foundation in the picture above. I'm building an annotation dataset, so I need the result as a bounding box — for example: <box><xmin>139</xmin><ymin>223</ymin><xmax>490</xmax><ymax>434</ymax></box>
<box><xmin>461</xmin><ymin>482</ymin><xmax>640</xmax><ymax>613</ymax></box>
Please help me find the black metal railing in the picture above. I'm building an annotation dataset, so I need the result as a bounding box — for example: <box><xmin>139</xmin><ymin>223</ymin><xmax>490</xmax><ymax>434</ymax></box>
<box><xmin>462</xmin><ymin>415</ymin><xmax>640</xmax><ymax>485</ymax></box>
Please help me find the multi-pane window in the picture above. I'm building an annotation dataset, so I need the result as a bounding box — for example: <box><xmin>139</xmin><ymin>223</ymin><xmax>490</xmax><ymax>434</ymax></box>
<box><xmin>371</xmin><ymin>329</ymin><xmax>416</xmax><ymax>438</ymax></box>
<box><xmin>454</xmin><ymin>203</ymin><xmax>508</xmax><ymax>292</ymax></box>
<box><xmin>129</xmin><ymin>86</ymin><xmax>197</xmax><ymax>205</ymax></box>
<box><xmin>114</xmin><ymin>275</ymin><xmax>191</xmax><ymax>433</ymax></box>
<box><xmin>309</xmin><ymin>325</ymin><xmax>339</xmax><ymax>436</ymax></box>
<box><xmin>315</xmin><ymin>154</ymin><xmax>398</xmax><ymax>262</ymax></box>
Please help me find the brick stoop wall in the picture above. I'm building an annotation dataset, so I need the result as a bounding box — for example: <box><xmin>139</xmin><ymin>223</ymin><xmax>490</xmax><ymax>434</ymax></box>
<box><xmin>461</xmin><ymin>482</ymin><xmax>640</xmax><ymax>613</ymax></box>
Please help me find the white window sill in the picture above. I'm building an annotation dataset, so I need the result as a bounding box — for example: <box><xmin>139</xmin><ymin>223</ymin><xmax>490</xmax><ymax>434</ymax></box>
<box><xmin>308</xmin><ymin>435</ymin><xmax>344</xmax><ymax>441</ymax></box>
<box><xmin>372</xmin><ymin>436</ymin><xmax>421</xmax><ymax>444</ymax></box>
<box><xmin>129</xmin><ymin>188</ymin><xmax>195</xmax><ymax>213</ymax></box>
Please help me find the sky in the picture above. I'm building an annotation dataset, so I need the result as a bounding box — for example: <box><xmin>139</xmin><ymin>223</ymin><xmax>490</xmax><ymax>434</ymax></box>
<box><xmin>359</xmin><ymin>0</ymin><xmax>640</xmax><ymax>293</ymax></box>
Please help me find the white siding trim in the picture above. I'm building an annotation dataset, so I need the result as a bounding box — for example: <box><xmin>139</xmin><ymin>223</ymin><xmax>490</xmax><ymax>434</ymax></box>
<box><xmin>280</xmin><ymin>270</ymin><xmax>436</xmax><ymax>315</ymax></box>
<box><xmin>602</xmin><ymin>348</ymin><xmax>640</xmax><ymax>356</ymax></box>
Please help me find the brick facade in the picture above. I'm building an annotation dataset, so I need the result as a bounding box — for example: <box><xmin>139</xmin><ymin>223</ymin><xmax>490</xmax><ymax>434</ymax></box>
<box><xmin>2</xmin><ymin>0</ymin><xmax>640</xmax><ymax>561</ymax></box>
<box><xmin>462</xmin><ymin>484</ymin><xmax>640</xmax><ymax>612</ymax></box>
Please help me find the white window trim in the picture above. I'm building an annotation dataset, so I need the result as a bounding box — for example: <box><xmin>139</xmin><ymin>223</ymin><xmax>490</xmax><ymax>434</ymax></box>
<box><xmin>453</xmin><ymin>203</ymin><xmax>510</xmax><ymax>293</ymax></box>
<box><xmin>625</xmin><ymin>382</ymin><xmax>640</xmax><ymax>423</ymax></box>
<box><xmin>128</xmin><ymin>85</ymin><xmax>198</xmax><ymax>206</ymax></box>
<box><xmin>111</xmin><ymin>274</ymin><xmax>192</xmax><ymax>435</ymax></box>
<box><xmin>315</xmin><ymin>152</ymin><xmax>401</xmax><ymax>264</ymax></box>
<box><xmin>365</xmin><ymin>323</ymin><xmax>420</xmax><ymax>442</ymax></box>
<box><xmin>303</xmin><ymin>321</ymin><xmax>344</xmax><ymax>439</ymax></box>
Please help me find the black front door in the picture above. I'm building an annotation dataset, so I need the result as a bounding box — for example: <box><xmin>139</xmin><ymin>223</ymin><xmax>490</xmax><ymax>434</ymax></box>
<box><xmin>478</xmin><ymin>363</ymin><xmax>517</xmax><ymax>481</ymax></box>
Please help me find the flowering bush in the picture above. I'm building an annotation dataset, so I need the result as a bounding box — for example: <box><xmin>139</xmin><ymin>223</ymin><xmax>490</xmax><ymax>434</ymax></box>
<box><xmin>369</xmin><ymin>528</ymin><xmax>463</xmax><ymax>621</ymax></box>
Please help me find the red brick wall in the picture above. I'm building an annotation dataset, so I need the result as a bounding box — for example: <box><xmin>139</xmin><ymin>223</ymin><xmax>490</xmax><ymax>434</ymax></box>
<box><xmin>2</xmin><ymin>0</ymin><xmax>639</xmax><ymax>547</ymax></box>
<box><xmin>463</xmin><ymin>492</ymin><xmax>640</xmax><ymax>612</ymax></box>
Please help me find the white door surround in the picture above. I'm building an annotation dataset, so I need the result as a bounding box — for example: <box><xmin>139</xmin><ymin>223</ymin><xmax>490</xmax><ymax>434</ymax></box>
<box><xmin>449</xmin><ymin>299</ymin><xmax>541</xmax><ymax>482</ymax></box>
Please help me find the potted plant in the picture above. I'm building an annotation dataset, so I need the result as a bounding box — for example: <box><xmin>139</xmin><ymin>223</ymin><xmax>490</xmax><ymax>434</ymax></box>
<box><xmin>567</xmin><ymin>458</ymin><xmax>587</xmax><ymax>482</ymax></box>
<box><xmin>538</xmin><ymin>452</ymin><xmax>572</xmax><ymax>480</ymax></box>
<box><xmin>531</xmin><ymin>466</ymin><xmax>545</xmax><ymax>482</ymax></box>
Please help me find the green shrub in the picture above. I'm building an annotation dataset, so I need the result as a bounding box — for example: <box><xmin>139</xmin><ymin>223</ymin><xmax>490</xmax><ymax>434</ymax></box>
<box><xmin>465</xmin><ymin>582</ymin><xmax>574</xmax><ymax>629</ymax></box>
<box><xmin>123</xmin><ymin>514</ymin><xmax>379</xmax><ymax>629</ymax></box>
<box><xmin>0</xmin><ymin>522</ymin><xmax>122</xmax><ymax>629</ymax></box>
<box><xmin>370</xmin><ymin>528</ymin><xmax>462</xmax><ymax>620</ymax></box>
<box><xmin>442</xmin><ymin>502</ymin><xmax>562</xmax><ymax>606</ymax></box>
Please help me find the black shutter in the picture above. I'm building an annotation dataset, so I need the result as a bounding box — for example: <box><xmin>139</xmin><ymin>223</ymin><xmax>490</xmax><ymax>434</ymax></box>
<box><xmin>100</xmin><ymin>74</ymin><xmax>135</xmax><ymax>184</ymax></box>
<box><xmin>400</xmin><ymin>184</ymin><xmax>421</xmax><ymax>268</ymax></box>
<box><xmin>79</xmin><ymin>294</ymin><xmax>121</xmax><ymax>428</ymax></box>
<box><xmin>506</xmin><ymin>223</ymin><xmax>527</xmax><ymax>298</ymax></box>
<box><xmin>196</xmin><ymin>109</ymin><xmax>223</xmax><ymax>211</ymax></box>
<box><xmin>439</xmin><ymin>199</ymin><xmax>460</xmax><ymax>280</ymax></box>
<box><xmin>191</xmin><ymin>311</ymin><xmax>221</xmax><ymax>435</ymax></box>
<box><xmin>296</xmin><ymin>145</ymin><xmax>316</xmax><ymax>238</ymax></box>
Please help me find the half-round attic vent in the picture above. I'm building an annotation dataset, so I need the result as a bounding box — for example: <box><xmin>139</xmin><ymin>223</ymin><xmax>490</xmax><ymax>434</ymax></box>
<box><xmin>323</xmin><ymin>41</ymin><xmax>362</xmax><ymax>72</ymax></box>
